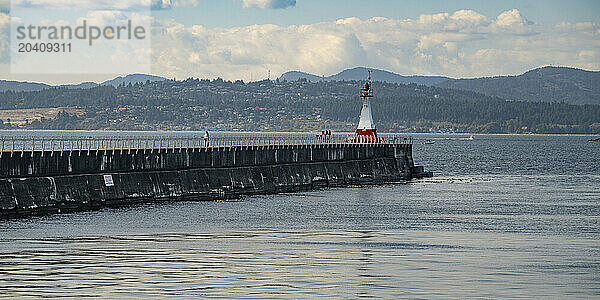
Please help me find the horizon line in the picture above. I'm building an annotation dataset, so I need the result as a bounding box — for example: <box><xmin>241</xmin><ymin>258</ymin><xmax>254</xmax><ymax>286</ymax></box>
<box><xmin>1</xmin><ymin>64</ymin><xmax>598</xmax><ymax>86</ymax></box>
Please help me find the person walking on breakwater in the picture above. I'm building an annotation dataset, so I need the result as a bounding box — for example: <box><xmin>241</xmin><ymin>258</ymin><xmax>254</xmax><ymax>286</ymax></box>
<box><xmin>203</xmin><ymin>131</ymin><xmax>210</xmax><ymax>147</ymax></box>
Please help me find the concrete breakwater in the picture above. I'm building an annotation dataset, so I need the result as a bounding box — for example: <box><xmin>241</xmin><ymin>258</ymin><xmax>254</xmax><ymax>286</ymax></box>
<box><xmin>0</xmin><ymin>136</ymin><xmax>424</xmax><ymax>218</ymax></box>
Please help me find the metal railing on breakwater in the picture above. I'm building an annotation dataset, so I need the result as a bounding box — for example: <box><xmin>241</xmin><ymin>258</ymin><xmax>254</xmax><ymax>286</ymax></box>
<box><xmin>0</xmin><ymin>133</ymin><xmax>412</xmax><ymax>154</ymax></box>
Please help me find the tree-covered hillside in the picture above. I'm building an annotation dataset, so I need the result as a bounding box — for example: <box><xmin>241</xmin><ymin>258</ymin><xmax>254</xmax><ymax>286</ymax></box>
<box><xmin>436</xmin><ymin>66</ymin><xmax>600</xmax><ymax>105</ymax></box>
<box><xmin>0</xmin><ymin>78</ymin><xmax>598</xmax><ymax>133</ymax></box>
<box><xmin>279</xmin><ymin>67</ymin><xmax>449</xmax><ymax>86</ymax></box>
<box><xmin>0</xmin><ymin>80</ymin><xmax>50</xmax><ymax>92</ymax></box>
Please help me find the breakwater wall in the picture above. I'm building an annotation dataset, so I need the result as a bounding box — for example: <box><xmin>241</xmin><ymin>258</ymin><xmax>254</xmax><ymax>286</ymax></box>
<box><xmin>0</xmin><ymin>135</ymin><xmax>422</xmax><ymax>218</ymax></box>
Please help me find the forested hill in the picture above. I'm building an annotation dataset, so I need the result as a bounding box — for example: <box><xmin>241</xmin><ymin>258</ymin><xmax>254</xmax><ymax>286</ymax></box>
<box><xmin>3</xmin><ymin>66</ymin><xmax>597</xmax><ymax>105</ymax></box>
<box><xmin>0</xmin><ymin>78</ymin><xmax>598</xmax><ymax>134</ymax></box>
<box><xmin>0</xmin><ymin>80</ymin><xmax>50</xmax><ymax>92</ymax></box>
<box><xmin>0</xmin><ymin>74</ymin><xmax>166</xmax><ymax>92</ymax></box>
<box><xmin>279</xmin><ymin>67</ymin><xmax>449</xmax><ymax>86</ymax></box>
<box><xmin>436</xmin><ymin>66</ymin><xmax>600</xmax><ymax>105</ymax></box>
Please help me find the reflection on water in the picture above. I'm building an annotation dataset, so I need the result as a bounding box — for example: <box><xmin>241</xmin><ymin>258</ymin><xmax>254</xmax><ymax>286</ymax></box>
<box><xmin>1</xmin><ymin>230</ymin><xmax>598</xmax><ymax>298</ymax></box>
<box><xmin>1</xmin><ymin>134</ymin><xmax>599</xmax><ymax>298</ymax></box>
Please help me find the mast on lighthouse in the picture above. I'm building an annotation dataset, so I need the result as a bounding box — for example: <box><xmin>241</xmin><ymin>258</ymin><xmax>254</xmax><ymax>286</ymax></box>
<box><xmin>356</xmin><ymin>70</ymin><xmax>376</xmax><ymax>137</ymax></box>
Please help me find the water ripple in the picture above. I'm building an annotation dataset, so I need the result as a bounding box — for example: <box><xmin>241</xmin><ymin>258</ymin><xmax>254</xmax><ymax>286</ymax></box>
<box><xmin>0</xmin><ymin>230</ymin><xmax>598</xmax><ymax>298</ymax></box>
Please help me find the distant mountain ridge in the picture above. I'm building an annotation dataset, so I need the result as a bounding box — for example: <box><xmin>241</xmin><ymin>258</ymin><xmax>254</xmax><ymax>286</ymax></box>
<box><xmin>100</xmin><ymin>74</ymin><xmax>166</xmax><ymax>87</ymax></box>
<box><xmin>279</xmin><ymin>67</ymin><xmax>449</xmax><ymax>86</ymax></box>
<box><xmin>436</xmin><ymin>66</ymin><xmax>600</xmax><ymax>105</ymax></box>
<box><xmin>0</xmin><ymin>80</ymin><xmax>50</xmax><ymax>92</ymax></box>
<box><xmin>277</xmin><ymin>71</ymin><xmax>323</xmax><ymax>82</ymax></box>
<box><xmin>0</xmin><ymin>74</ymin><xmax>167</xmax><ymax>92</ymax></box>
<box><xmin>280</xmin><ymin>66</ymin><xmax>600</xmax><ymax>105</ymax></box>
<box><xmin>2</xmin><ymin>66</ymin><xmax>599</xmax><ymax>105</ymax></box>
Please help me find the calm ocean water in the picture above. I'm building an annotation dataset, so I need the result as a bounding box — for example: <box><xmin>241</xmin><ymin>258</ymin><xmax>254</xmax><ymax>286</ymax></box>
<box><xmin>1</xmin><ymin>132</ymin><xmax>599</xmax><ymax>298</ymax></box>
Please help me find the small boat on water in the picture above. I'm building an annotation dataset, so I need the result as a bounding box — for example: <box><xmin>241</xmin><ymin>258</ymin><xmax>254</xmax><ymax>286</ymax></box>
<box><xmin>423</xmin><ymin>140</ymin><xmax>435</xmax><ymax>145</ymax></box>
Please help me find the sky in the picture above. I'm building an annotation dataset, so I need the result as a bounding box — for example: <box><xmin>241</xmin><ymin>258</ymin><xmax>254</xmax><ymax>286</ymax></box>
<box><xmin>1</xmin><ymin>0</ymin><xmax>599</xmax><ymax>84</ymax></box>
<box><xmin>156</xmin><ymin>0</ymin><xmax>600</xmax><ymax>28</ymax></box>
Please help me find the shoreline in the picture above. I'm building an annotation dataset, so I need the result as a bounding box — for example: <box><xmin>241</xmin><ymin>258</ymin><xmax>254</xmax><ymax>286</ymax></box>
<box><xmin>0</xmin><ymin>129</ymin><xmax>597</xmax><ymax>137</ymax></box>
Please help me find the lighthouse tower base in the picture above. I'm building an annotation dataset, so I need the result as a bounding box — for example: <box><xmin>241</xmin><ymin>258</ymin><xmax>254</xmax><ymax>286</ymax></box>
<box><xmin>356</xmin><ymin>128</ymin><xmax>376</xmax><ymax>136</ymax></box>
<box><xmin>356</xmin><ymin>94</ymin><xmax>376</xmax><ymax>138</ymax></box>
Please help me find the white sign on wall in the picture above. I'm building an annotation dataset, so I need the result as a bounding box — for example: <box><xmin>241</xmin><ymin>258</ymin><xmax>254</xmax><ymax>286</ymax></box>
<box><xmin>103</xmin><ymin>175</ymin><xmax>114</xmax><ymax>187</ymax></box>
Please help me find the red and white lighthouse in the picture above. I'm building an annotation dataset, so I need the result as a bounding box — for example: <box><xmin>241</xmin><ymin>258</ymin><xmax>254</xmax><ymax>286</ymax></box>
<box><xmin>356</xmin><ymin>71</ymin><xmax>376</xmax><ymax>137</ymax></box>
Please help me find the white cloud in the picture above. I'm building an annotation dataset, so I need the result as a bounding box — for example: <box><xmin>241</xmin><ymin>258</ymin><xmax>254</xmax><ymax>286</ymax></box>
<box><xmin>1</xmin><ymin>8</ymin><xmax>598</xmax><ymax>82</ymax></box>
<box><xmin>0</xmin><ymin>12</ymin><xmax>8</xmax><ymax>63</ymax></box>
<box><xmin>9</xmin><ymin>0</ymin><xmax>197</xmax><ymax>10</ymax></box>
<box><xmin>241</xmin><ymin>0</ymin><xmax>296</xmax><ymax>9</ymax></box>
<box><xmin>446</xmin><ymin>10</ymin><xmax>489</xmax><ymax>32</ymax></box>
<box><xmin>152</xmin><ymin>0</ymin><xmax>199</xmax><ymax>10</ymax></box>
<box><xmin>149</xmin><ymin>9</ymin><xmax>600</xmax><ymax>81</ymax></box>
<box><xmin>495</xmin><ymin>9</ymin><xmax>530</xmax><ymax>27</ymax></box>
<box><xmin>78</xmin><ymin>10</ymin><xmax>129</xmax><ymax>26</ymax></box>
<box><xmin>0</xmin><ymin>11</ymin><xmax>8</xmax><ymax>27</ymax></box>
<box><xmin>75</xmin><ymin>10</ymin><xmax>153</xmax><ymax>27</ymax></box>
<box><xmin>0</xmin><ymin>0</ymin><xmax>9</xmax><ymax>12</ymax></box>
<box><xmin>12</xmin><ymin>0</ymin><xmax>148</xmax><ymax>10</ymax></box>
